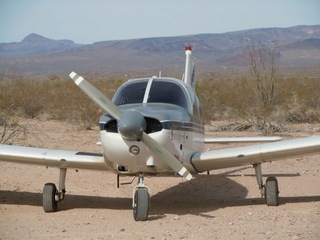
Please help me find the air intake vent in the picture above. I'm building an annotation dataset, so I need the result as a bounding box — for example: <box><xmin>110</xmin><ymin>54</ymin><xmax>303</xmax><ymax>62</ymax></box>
<box><xmin>104</xmin><ymin>117</ymin><xmax>162</xmax><ymax>133</ymax></box>
<box><xmin>145</xmin><ymin>117</ymin><xmax>163</xmax><ymax>133</ymax></box>
<box><xmin>105</xmin><ymin>120</ymin><xmax>118</xmax><ymax>133</ymax></box>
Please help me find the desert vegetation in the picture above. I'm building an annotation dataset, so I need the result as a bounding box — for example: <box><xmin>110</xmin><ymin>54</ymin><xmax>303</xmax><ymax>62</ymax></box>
<box><xmin>0</xmin><ymin>72</ymin><xmax>124</xmax><ymax>143</ymax></box>
<box><xmin>197</xmin><ymin>75</ymin><xmax>320</xmax><ymax>123</ymax></box>
<box><xmin>0</xmin><ymin>72</ymin><xmax>124</xmax><ymax>123</ymax></box>
<box><xmin>198</xmin><ymin>41</ymin><xmax>320</xmax><ymax>132</ymax></box>
<box><xmin>0</xmin><ymin>71</ymin><xmax>319</xmax><ymax>121</ymax></box>
<box><xmin>1</xmin><ymin>65</ymin><xmax>320</xmax><ymax>142</ymax></box>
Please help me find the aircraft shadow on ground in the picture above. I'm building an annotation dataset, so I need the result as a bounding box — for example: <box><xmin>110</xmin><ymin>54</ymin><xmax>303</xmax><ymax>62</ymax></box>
<box><xmin>215</xmin><ymin>166</ymin><xmax>302</xmax><ymax>177</ymax></box>
<box><xmin>1</xmin><ymin>174</ymin><xmax>319</xmax><ymax>219</ymax></box>
<box><xmin>0</xmin><ymin>190</ymin><xmax>132</xmax><ymax>210</ymax></box>
<box><xmin>148</xmin><ymin>175</ymin><xmax>320</xmax><ymax>218</ymax></box>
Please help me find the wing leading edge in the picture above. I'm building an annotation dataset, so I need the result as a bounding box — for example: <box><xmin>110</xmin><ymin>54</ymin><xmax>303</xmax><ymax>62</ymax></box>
<box><xmin>204</xmin><ymin>136</ymin><xmax>282</xmax><ymax>143</ymax></box>
<box><xmin>0</xmin><ymin>144</ymin><xmax>107</xmax><ymax>170</ymax></box>
<box><xmin>191</xmin><ymin>135</ymin><xmax>320</xmax><ymax>172</ymax></box>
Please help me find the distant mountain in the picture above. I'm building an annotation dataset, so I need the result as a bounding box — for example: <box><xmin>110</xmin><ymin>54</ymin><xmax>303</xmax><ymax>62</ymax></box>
<box><xmin>284</xmin><ymin>38</ymin><xmax>320</xmax><ymax>49</ymax></box>
<box><xmin>0</xmin><ymin>25</ymin><xmax>319</xmax><ymax>75</ymax></box>
<box><xmin>0</xmin><ymin>33</ymin><xmax>81</xmax><ymax>57</ymax></box>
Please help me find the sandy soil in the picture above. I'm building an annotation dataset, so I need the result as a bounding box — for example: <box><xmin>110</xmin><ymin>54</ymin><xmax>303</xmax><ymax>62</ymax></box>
<box><xmin>0</xmin><ymin>120</ymin><xmax>319</xmax><ymax>240</ymax></box>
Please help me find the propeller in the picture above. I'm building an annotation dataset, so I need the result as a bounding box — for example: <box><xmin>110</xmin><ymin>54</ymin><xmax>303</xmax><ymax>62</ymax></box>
<box><xmin>69</xmin><ymin>72</ymin><xmax>192</xmax><ymax>180</ymax></box>
<box><xmin>69</xmin><ymin>72</ymin><xmax>122</xmax><ymax>120</ymax></box>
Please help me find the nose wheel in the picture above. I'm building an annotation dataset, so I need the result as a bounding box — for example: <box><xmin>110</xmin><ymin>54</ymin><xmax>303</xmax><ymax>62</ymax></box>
<box><xmin>132</xmin><ymin>174</ymin><xmax>150</xmax><ymax>221</ymax></box>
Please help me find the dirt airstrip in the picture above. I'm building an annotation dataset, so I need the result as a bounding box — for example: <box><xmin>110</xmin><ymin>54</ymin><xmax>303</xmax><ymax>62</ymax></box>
<box><xmin>0</xmin><ymin>120</ymin><xmax>319</xmax><ymax>240</ymax></box>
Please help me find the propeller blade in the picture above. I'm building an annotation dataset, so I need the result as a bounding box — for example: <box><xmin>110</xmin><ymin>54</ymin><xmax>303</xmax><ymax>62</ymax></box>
<box><xmin>69</xmin><ymin>72</ymin><xmax>122</xmax><ymax>120</ymax></box>
<box><xmin>142</xmin><ymin>132</ymin><xmax>193</xmax><ymax>180</ymax></box>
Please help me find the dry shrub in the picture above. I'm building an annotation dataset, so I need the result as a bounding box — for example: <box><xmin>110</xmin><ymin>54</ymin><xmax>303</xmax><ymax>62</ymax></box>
<box><xmin>207</xmin><ymin>118</ymin><xmax>286</xmax><ymax>134</ymax></box>
<box><xmin>0</xmin><ymin>115</ymin><xmax>27</xmax><ymax>144</ymax></box>
<box><xmin>0</xmin><ymin>72</ymin><xmax>125</xmax><ymax>130</ymax></box>
<box><xmin>245</xmin><ymin>41</ymin><xmax>281</xmax><ymax>116</ymax></box>
<box><xmin>280</xmin><ymin>77</ymin><xmax>320</xmax><ymax>123</ymax></box>
<box><xmin>197</xmin><ymin>74</ymin><xmax>320</xmax><ymax>125</ymax></box>
<box><xmin>1</xmin><ymin>71</ymin><xmax>319</xmax><ymax>133</ymax></box>
<box><xmin>196</xmin><ymin>77</ymin><xmax>254</xmax><ymax>121</ymax></box>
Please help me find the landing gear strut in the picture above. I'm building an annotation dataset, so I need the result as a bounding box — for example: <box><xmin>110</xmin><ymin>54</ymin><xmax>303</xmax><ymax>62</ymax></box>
<box><xmin>254</xmin><ymin>164</ymin><xmax>279</xmax><ymax>206</ymax></box>
<box><xmin>43</xmin><ymin>168</ymin><xmax>67</xmax><ymax>212</ymax></box>
<box><xmin>132</xmin><ymin>174</ymin><xmax>150</xmax><ymax>221</ymax></box>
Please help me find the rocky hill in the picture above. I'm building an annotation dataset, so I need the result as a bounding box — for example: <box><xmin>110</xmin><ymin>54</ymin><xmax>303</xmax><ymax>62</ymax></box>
<box><xmin>0</xmin><ymin>33</ymin><xmax>81</xmax><ymax>57</ymax></box>
<box><xmin>0</xmin><ymin>25</ymin><xmax>319</xmax><ymax>76</ymax></box>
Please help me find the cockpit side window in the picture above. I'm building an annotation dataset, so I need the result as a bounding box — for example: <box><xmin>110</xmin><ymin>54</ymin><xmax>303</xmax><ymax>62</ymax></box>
<box><xmin>148</xmin><ymin>80</ymin><xmax>188</xmax><ymax>109</ymax></box>
<box><xmin>113</xmin><ymin>81</ymin><xmax>148</xmax><ymax>106</ymax></box>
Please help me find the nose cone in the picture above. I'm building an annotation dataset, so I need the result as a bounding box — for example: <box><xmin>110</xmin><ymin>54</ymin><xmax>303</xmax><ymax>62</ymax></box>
<box><xmin>118</xmin><ymin>110</ymin><xmax>146</xmax><ymax>141</ymax></box>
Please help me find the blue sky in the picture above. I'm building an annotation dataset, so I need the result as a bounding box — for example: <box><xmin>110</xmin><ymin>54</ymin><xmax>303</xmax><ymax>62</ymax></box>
<box><xmin>1</xmin><ymin>0</ymin><xmax>319</xmax><ymax>44</ymax></box>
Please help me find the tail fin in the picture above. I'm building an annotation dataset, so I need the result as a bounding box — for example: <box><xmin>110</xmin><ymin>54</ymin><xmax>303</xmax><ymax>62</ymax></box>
<box><xmin>183</xmin><ymin>46</ymin><xmax>195</xmax><ymax>89</ymax></box>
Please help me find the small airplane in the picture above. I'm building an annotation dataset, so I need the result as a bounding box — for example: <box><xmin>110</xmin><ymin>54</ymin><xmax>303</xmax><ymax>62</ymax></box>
<box><xmin>0</xmin><ymin>46</ymin><xmax>319</xmax><ymax>221</ymax></box>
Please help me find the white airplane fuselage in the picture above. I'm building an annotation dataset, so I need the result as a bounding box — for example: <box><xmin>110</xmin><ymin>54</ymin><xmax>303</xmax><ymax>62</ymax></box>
<box><xmin>99</xmin><ymin>77</ymin><xmax>204</xmax><ymax>175</ymax></box>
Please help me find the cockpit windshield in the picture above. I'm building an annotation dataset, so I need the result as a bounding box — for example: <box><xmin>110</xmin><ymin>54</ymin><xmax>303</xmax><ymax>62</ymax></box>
<box><xmin>113</xmin><ymin>81</ymin><xmax>148</xmax><ymax>105</ymax></box>
<box><xmin>113</xmin><ymin>78</ymin><xmax>189</xmax><ymax>110</ymax></box>
<box><xmin>147</xmin><ymin>81</ymin><xmax>188</xmax><ymax>109</ymax></box>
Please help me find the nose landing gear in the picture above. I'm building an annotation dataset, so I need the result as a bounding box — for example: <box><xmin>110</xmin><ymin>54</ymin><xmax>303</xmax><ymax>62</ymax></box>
<box><xmin>132</xmin><ymin>174</ymin><xmax>150</xmax><ymax>221</ymax></box>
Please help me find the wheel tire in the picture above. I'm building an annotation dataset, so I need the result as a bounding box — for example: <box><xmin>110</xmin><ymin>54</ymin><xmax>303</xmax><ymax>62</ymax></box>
<box><xmin>43</xmin><ymin>183</ymin><xmax>58</xmax><ymax>212</ymax></box>
<box><xmin>265</xmin><ymin>176</ymin><xmax>279</xmax><ymax>206</ymax></box>
<box><xmin>133</xmin><ymin>188</ymin><xmax>149</xmax><ymax>221</ymax></box>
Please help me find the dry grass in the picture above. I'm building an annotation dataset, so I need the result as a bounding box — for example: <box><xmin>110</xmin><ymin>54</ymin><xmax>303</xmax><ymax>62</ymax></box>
<box><xmin>1</xmin><ymin>70</ymin><xmax>319</xmax><ymax>134</ymax></box>
<box><xmin>197</xmin><ymin>74</ymin><xmax>320</xmax><ymax>125</ymax></box>
<box><xmin>0</xmin><ymin>73</ymin><xmax>125</xmax><ymax>130</ymax></box>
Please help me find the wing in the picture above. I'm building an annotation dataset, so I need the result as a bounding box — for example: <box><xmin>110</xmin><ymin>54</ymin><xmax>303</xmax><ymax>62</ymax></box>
<box><xmin>0</xmin><ymin>144</ymin><xmax>108</xmax><ymax>170</ymax></box>
<box><xmin>205</xmin><ymin>136</ymin><xmax>282</xmax><ymax>143</ymax></box>
<box><xmin>191</xmin><ymin>135</ymin><xmax>320</xmax><ymax>172</ymax></box>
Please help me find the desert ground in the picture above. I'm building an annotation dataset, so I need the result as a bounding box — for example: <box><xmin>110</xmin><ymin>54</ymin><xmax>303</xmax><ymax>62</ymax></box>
<box><xmin>0</xmin><ymin>119</ymin><xmax>319</xmax><ymax>240</ymax></box>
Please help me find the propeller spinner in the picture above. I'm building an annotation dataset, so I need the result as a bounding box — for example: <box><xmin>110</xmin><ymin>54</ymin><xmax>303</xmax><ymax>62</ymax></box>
<box><xmin>118</xmin><ymin>110</ymin><xmax>146</xmax><ymax>141</ymax></box>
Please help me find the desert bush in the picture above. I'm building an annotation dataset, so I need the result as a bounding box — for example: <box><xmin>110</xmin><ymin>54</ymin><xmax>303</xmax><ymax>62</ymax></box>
<box><xmin>1</xmin><ymin>71</ymin><xmax>319</xmax><ymax>130</ymax></box>
<box><xmin>245</xmin><ymin>41</ymin><xmax>281</xmax><ymax>117</ymax></box>
<box><xmin>197</xmin><ymin>74</ymin><xmax>320</xmax><ymax>124</ymax></box>
<box><xmin>280</xmin><ymin>77</ymin><xmax>320</xmax><ymax>123</ymax></box>
<box><xmin>0</xmin><ymin>72</ymin><xmax>125</xmax><ymax>129</ymax></box>
<box><xmin>197</xmin><ymin>41</ymin><xmax>319</xmax><ymax>125</ymax></box>
<box><xmin>196</xmin><ymin>77</ymin><xmax>254</xmax><ymax>121</ymax></box>
<box><xmin>206</xmin><ymin>118</ymin><xmax>286</xmax><ymax>134</ymax></box>
<box><xmin>0</xmin><ymin>110</ymin><xmax>45</xmax><ymax>146</ymax></box>
<box><xmin>0</xmin><ymin>115</ymin><xmax>27</xmax><ymax>144</ymax></box>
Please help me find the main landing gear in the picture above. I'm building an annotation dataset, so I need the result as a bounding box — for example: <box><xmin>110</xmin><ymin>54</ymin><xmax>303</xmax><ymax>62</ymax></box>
<box><xmin>254</xmin><ymin>164</ymin><xmax>279</xmax><ymax>206</ymax></box>
<box><xmin>42</xmin><ymin>168</ymin><xmax>67</xmax><ymax>213</ymax></box>
<box><xmin>132</xmin><ymin>174</ymin><xmax>150</xmax><ymax>221</ymax></box>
